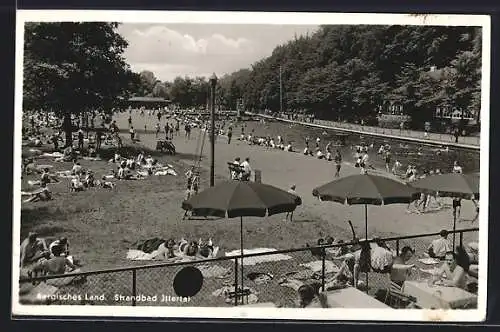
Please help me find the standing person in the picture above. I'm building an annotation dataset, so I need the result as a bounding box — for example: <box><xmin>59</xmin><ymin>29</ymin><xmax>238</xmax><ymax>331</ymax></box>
<box><xmin>95</xmin><ymin>131</ymin><xmax>102</xmax><ymax>151</ymax></box>
<box><xmin>240</xmin><ymin>157</ymin><xmax>252</xmax><ymax>181</ymax></box>
<box><xmin>51</xmin><ymin>132</ymin><xmax>60</xmax><ymax>151</ymax></box>
<box><xmin>452</xmin><ymin>161</ymin><xmax>463</xmax><ymax>174</ymax></box>
<box><xmin>169</xmin><ymin>124</ymin><xmax>174</xmax><ymax>140</ymax></box>
<box><xmin>155</xmin><ymin>122</ymin><xmax>160</xmax><ymax>138</ymax></box>
<box><xmin>427</xmin><ymin>230</ymin><xmax>452</xmax><ymax>260</ymax></box>
<box><xmin>227</xmin><ymin>126</ymin><xmax>232</xmax><ymax>144</ymax></box>
<box><xmin>129</xmin><ymin>126</ymin><xmax>135</xmax><ymax>142</ymax></box>
<box><xmin>334</xmin><ymin>150</ymin><xmax>342</xmax><ymax>177</ymax></box>
<box><xmin>454</xmin><ymin>128</ymin><xmax>460</xmax><ymax>143</ymax></box>
<box><xmin>185</xmin><ymin>123</ymin><xmax>191</xmax><ymax>140</ymax></box>
<box><xmin>384</xmin><ymin>150</ymin><xmax>392</xmax><ymax>173</ymax></box>
<box><xmin>77</xmin><ymin>128</ymin><xmax>84</xmax><ymax>151</ymax></box>
<box><xmin>453</xmin><ymin>196</ymin><xmax>462</xmax><ymax>221</ymax></box>
<box><xmin>175</xmin><ymin>120</ymin><xmax>180</xmax><ymax>136</ymax></box>
<box><xmin>164</xmin><ymin>123</ymin><xmax>169</xmax><ymax>139</ymax></box>
<box><xmin>286</xmin><ymin>184</ymin><xmax>298</xmax><ymax>222</ymax></box>
<box><xmin>128</xmin><ymin>115</ymin><xmax>132</xmax><ymax>129</ymax></box>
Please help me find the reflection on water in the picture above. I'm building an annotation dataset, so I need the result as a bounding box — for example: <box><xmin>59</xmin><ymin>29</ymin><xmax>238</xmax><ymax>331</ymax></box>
<box><xmin>238</xmin><ymin>121</ymin><xmax>480</xmax><ymax>174</ymax></box>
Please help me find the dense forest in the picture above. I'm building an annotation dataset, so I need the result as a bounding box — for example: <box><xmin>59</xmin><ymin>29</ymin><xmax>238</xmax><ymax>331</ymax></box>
<box><xmin>136</xmin><ymin>25</ymin><xmax>482</xmax><ymax>129</ymax></box>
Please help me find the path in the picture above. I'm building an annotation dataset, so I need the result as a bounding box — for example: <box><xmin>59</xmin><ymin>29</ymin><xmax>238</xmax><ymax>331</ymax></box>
<box><xmin>116</xmin><ymin>113</ymin><xmax>478</xmax><ymax>241</ymax></box>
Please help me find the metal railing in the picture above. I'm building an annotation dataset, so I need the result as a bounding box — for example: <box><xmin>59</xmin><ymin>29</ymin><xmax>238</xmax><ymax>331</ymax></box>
<box><xmin>19</xmin><ymin>227</ymin><xmax>478</xmax><ymax>307</ymax></box>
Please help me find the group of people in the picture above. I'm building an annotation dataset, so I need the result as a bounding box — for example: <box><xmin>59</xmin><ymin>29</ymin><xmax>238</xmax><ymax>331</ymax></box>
<box><xmin>20</xmin><ymin>232</ymin><xmax>79</xmax><ymax>277</ymax></box>
<box><xmin>292</xmin><ymin>229</ymin><xmax>478</xmax><ymax>308</ymax></box>
<box><xmin>135</xmin><ymin>237</ymin><xmax>218</xmax><ymax>261</ymax></box>
<box><xmin>229</xmin><ymin>157</ymin><xmax>253</xmax><ymax>181</ymax></box>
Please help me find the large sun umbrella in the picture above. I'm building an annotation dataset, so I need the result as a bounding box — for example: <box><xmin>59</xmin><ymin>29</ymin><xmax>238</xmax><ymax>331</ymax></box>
<box><xmin>312</xmin><ymin>174</ymin><xmax>419</xmax><ymax>241</ymax></box>
<box><xmin>182</xmin><ymin>180</ymin><xmax>300</xmax><ymax>300</ymax></box>
<box><xmin>411</xmin><ymin>172</ymin><xmax>480</xmax><ymax>247</ymax></box>
<box><xmin>410</xmin><ymin>172</ymin><xmax>479</xmax><ymax>198</ymax></box>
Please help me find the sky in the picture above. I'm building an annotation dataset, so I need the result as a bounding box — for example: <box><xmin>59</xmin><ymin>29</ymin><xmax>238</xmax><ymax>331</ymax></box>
<box><xmin>117</xmin><ymin>24</ymin><xmax>319</xmax><ymax>82</ymax></box>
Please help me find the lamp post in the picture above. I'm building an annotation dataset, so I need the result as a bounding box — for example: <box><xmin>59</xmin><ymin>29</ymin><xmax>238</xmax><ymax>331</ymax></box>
<box><xmin>209</xmin><ymin>73</ymin><xmax>217</xmax><ymax>187</ymax></box>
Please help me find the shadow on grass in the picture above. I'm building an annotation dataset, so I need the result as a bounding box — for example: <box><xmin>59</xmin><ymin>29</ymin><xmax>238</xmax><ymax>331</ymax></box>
<box><xmin>20</xmin><ymin>206</ymin><xmax>70</xmax><ymax>241</ymax></box>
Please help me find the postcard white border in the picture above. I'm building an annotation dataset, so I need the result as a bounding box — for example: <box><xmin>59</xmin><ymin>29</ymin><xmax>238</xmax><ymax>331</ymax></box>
<box><xmin>12</xmin><ymin>10</ymin><xmax>490</xmax><ymax>322</ymax></box>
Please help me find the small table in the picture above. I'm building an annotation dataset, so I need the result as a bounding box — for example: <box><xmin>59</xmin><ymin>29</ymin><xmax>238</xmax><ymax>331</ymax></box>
<box><xmin>311</xmin><ymin>287</ymin><xmax>391</xmax><ymax>309</ymax></box>
<box><xmin>403</xmin><ymin>281</ymin><xmax>477</xmax><ymax>309</ymax></box>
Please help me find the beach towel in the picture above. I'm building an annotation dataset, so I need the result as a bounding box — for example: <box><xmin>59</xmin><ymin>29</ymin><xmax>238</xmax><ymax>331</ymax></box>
<box><xmin>225</xmin><ymin>248</ymin><xmax>293</xmax><ymax>266</ymax></box>
<box><xmin>300</xmin><ymin>260</ymin><xmax>340</xmax><ymax>274</ymax></box>
<box><xmin>83</xmin><ymin>156</ymin><xmax>102</xmax><ymax>161</ymax></box>
<box><xmin>154</xmin><ymin>169</ymin><xmax>177</xmax><ymax>176</ymax></box>
<box><xmin>29</xmin><ymin>148</ymin><xmax>43</xmax><ymax>154</ymax></box>
<box><xmin>41</xmin><ymin>152</ymin><xmax>64</xmax><ymax>158</ymax></box>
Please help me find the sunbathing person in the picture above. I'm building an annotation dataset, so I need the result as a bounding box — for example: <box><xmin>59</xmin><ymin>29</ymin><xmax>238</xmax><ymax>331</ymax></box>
<box><xmin>20</xmin><ymin>232</ymin><xmax>50</xmax><ymax>268</ymax></box>
<box><xmin>23</xmin><ymin>184</ymin><xmax>53</xmax><ymax>203</ymax></box>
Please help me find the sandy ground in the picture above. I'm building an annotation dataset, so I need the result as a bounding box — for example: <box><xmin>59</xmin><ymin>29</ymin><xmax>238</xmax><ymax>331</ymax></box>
<box><xmin>117</xmin><ymin>113</ymin><xmax>479</xmax><ymax>241</ymax></box>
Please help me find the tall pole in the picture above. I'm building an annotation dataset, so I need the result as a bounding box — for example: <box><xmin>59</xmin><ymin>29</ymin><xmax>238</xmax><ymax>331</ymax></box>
<box><xmin>279</xmin><ymin>65</ymin><xmax>283</xmax><ymax>114</ymax></box>
<box><xmin>209</xmin><ymin>73</ymin><xmax>217</xmax><ymax>187</ymax></box>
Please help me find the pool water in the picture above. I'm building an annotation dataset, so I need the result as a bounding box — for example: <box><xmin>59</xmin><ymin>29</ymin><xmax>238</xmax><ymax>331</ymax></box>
<box><xmin>234</xmin><ymin>120</ymin><xmax>480</xmax><ymax>175</ymax></box>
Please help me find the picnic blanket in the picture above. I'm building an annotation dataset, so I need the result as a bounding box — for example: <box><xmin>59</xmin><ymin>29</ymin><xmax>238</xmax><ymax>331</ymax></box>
<box><xmin>126</xmin><ymin>246</ymin><xmax>220</xmax><ymax>261</ymax></box>
<box><xmin>225</xmin><ymin>248</ymin><xmax>293</xmax><ymax>266</ymax></box>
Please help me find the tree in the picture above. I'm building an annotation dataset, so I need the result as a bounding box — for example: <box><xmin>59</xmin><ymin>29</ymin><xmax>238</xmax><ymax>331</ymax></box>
<box><xmin>23</xmin><ymin>22</ymin><xmax>136</xmax><ymax>146</ymax></box>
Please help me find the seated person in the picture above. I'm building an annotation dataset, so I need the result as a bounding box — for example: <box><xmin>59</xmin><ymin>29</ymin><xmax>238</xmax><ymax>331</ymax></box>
<box><xmin>326</xmin><ymin>152</ymin><xmax>332</xmax><ymax>161</ymax></box>
<box><xmin>390</xmin><ymin>246</ymin><xmax>415</xmax><ymax>287</ymax></box>
<box><xmin>71</xmin><ymin>175</ymin><xmax>85</xmax><ymax>191</ymax></box>
<box><xmin>87</xmin><ymin>146</ymin><xmax>97</xmax><ymax>157</ymax></box>
<box><xmin>136</xmin><ymin>152</ymin><xmax>145</xmax><ymax>165</ymax></box>
<box><xmin>284</xmin><ymin>143</ymin><xmax>293</xmax><ymax>152</ymax></box>
<box><xmin>340</xmin><ymin>240</ymin><xmax>394</xmax><ymax>288</ymax></box>
<box><xmin>150</xmin><ymin>239</ymin><xmax>179</xmax><ymax>260</ymax></box>
<box><xmin>20</xmin><ymin>232</ymin><xmax>49</xmax><ymax>268</ymax></box>
<box><xmin>316</xmin><ymin>148</ymin><xmax>325</xmax><ymax>159</ymax></box>
<box><xmin>326</xmin><ymin>256</ymin><xmax>355</xmax><ymax>290</ymax></box>
<box><xmin>31</xmin><ymin>244</ymin><xmax>77</xmax><ymax>276</ymax></box>
<box><xmin>428</xmin><ymin>230</ymin><xmax>452</xmax><ymax>260</ymax></box>
<box><xmin>71</xmin><ymin>160</ymin><xmax>83</xmax><ymax>175</ymax></box>
<box><xmin>83</xmin><ymin>170</ymin><xmax>95</xmax><ymax>187</ymax></box>
<box><xmin>430</xmin><ymin>251</ymin><xmax>467</xmax><ymax>290</ymax></box>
